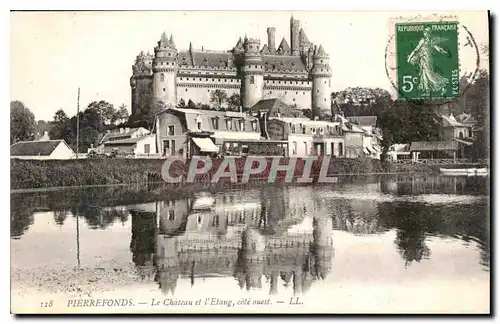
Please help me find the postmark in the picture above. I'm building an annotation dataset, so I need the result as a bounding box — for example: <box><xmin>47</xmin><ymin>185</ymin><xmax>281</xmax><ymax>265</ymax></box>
<box><xmin>385</xmin><ymin>15</ymin><xmax>481</xmax><ymax>102</ymax></box>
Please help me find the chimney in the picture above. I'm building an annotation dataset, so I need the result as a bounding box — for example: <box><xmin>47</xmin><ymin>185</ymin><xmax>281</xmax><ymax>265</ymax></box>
<box><xmin>267</xmin><ymin>27</ymin><xmax>276</xmax><ymax>54</ymax></box>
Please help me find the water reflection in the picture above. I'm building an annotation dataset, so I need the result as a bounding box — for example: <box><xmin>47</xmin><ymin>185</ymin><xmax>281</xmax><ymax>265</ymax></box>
<box><xmin>10</xmin><ymin>175</ymin><xmax>490</xmax><ymax>296</ymax></box>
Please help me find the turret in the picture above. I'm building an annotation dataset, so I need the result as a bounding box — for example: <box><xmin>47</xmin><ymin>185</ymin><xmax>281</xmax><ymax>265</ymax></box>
<box><xmin>267</xmin><ymin>27</ymin><xmax>276</xmax><ymax>54</ymax></box>
<box><xmin>152</xmin><ymin>32</ymin><xmax>178</xmax><ymax>108</ymax></box>
<box><xmin>311</xmin><ymin>44</ymin><xmax>332</xmax><ymax>117</ymax></box>
<box><xmin>130</xmin><ymin>51</ymin><xmax>154</xmax><ymax>116</ymax></box>
<box><xmin>240</xmin><ymin>37</ymin><xmax>264</xmax><ymax>109</ymax></box>
<box><xmin>290</xmin><ymin>15</ymin><xmax>300</xmax><ymax>56</ymax></box>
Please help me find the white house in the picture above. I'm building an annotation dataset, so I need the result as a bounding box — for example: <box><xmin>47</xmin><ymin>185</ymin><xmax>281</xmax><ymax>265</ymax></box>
<box><xmin>94</xmin><ymin>127</ymin><xmax>157</xmax><ymax>156</ymax></box>
<box><xmin>10</xmin><ymin>140</ymin><xmax>75</xmax><ymax>160</ymax></box>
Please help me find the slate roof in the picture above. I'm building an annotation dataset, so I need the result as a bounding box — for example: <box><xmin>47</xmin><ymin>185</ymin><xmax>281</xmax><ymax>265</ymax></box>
<box><xmin>100</xmin><ymin>127</ymin><xmax>149</xmax><ymax>143</ymax></box>
<box><xmin>159</xmin><ymin>107</ymin><xmax>260</xmax><ymax>133</ymax></box>
<box><xmin>442</xmin><ymin>114</ymin><xmax>466</xmax><ymax>127</ymax></box>
<box><xmin>410</xmin><ymin>141</ymin><xmax>459</xmax><ymax>151</ymax></box>
<box><xmin>249</xmin><ymin>98</ymin><xmax>302</xmax><ymax>117</ymax></box>
<box><xmin>262</xmin><ymin>55</ymin><xmax>307</xmax><ymax>72</ymax></box>
<box><xmin>346</xmin><ymin>116</ymin><xmax>378</xmax><ymax>127</ymax></box>
<box><xmin>11</xmin><ymin>140</ymin><xmax>73</xmax><ymax>156</ymax></box>
<box><xmin>102</xmin><ymin>135</ymin><xmax>153</xmax><ymax>145</ymax></box>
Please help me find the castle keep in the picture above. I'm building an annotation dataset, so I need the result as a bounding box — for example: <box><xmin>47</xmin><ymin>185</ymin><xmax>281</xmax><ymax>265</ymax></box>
<box><xmin>130</xmin><ymin>15</ymin><xmax>332</xmax><ymax>116</ymax></box>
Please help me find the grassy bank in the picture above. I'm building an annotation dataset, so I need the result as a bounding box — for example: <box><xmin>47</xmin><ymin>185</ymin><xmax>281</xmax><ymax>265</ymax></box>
<box><xmin>10</xmin><ymin>157</ymin><xmax>480</xmax><ymax>190</ymax></box>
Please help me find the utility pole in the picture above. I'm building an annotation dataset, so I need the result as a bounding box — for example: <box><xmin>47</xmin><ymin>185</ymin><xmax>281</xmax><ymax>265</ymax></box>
<box><xmin>76</xmin><ymin>87</ymin><xmax>80</xmax><ymax>159</ymax></box>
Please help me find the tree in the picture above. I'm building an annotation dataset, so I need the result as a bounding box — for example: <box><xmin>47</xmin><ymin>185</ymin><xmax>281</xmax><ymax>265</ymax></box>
<box><xmin>178</xmin><ymin>99</ymin><xmax>186</xmax><ymax>108</ymax></box>
<box><xmin>113</xmin><ymin>104</ymin><xmax>129</xmax><ymax>124</ymax></box>
<box><xmin>227</xmin><ymin>93</ymin><xmax>241</xmax><ymax>111</ymax></box>
<box><xmin>10</xmin><ymin>101</ymin><xmax>36</xmax><ymax>144</ymax></box>
<box><xmin>49</xmin><ymin>109</ymin><xmax>72</xmax><ymax>141</ymax></box>
<box><xmin>209</xmin><ymin>89</ymin><xmax>228</xmax><ymax>110</ymax></box>
<box><xmin>187</xmin><ymin>99</ymin><xmax>196</xmax><ymax>109</ymax></box>
<box><xmin>87</xmin><ymin>100</ymin><xmax>117</xmax><ymax>125</ymax></box>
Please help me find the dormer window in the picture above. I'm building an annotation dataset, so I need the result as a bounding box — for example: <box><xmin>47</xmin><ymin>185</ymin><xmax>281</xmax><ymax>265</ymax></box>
<box><xmin>196</xmin><ymin>116</ymin><xmax>202</xmax><ymax>130</ymax></box>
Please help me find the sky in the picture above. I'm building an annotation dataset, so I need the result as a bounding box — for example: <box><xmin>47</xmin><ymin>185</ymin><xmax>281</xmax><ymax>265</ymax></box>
<box><xmin>10</xmin><ymin>11</ymin><xmax>489</xmax><ymax>121</ymax></box>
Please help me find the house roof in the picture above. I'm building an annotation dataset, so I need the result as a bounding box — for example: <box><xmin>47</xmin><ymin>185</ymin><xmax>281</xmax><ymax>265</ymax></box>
<box><xmin>410</xmin><ymin>141</ymin><xmax>459</xmax><ymax>151</ymax></box>
<box><xmin>100</xmin><ymin>127</ymin><xmax>149</xmax><ymax>143</ymax></box>
<box><xmin>102</xmin><ymin>135</ymin><xmax>153</xmax><ymax>145</ymax></box>
<box><xmin>159</xmin><ymin>107</ymin><xmax>260</xmax><ymax>133</ymax></box>
<box><xmin>346</xmin><ymin>116</ymin><xmax>377</xmax><ymax>127</ymax></box>
<box><xmin>249</xmin><ymin>98</ymin><xmax>302</xmax><ymax>117</ymax></box>
<box><xmin>10</xmin><ymin>140</ymin><xmax>73</xmax><ymax>156</ymax></box>
<box><xmin>442</xmin><ymin>114</ymin><xmax>466</xmax><ymax>127</ymax></box>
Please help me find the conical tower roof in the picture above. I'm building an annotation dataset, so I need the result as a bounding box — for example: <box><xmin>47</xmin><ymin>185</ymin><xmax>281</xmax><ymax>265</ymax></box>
<box><xmin>260</xmin><ymin>44</ymin><xmax>270</xmax><ymax>54</ymax></box>
<box><xmin>315</xmin><ymin>44</ymin><xmax>328</xmax><ymax>57</ymax></box>
<box><xmin>299</xmin><ymin>28</ymin><xmax>309</xmax><ymax>43</ymax></box>
<box><xmin>277</xmin><ymin>37</ymin><xmax>291</xmax><ymax>53</ymax></box>
<box><xmin>169</xmin><ymin>34</ymin><xmax>176</xmax><ymax>49</ymax></box>
<box><xmin>158</xmin><ymin>31</ymin><xmax>170</xmax><ymax>47</ymax></box>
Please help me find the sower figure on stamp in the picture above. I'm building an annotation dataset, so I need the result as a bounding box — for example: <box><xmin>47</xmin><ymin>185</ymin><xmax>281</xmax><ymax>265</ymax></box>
<box><xmin>407</xmin><ymin>27</ymin><xmax>451</xmax><ymax>97</ymax></box>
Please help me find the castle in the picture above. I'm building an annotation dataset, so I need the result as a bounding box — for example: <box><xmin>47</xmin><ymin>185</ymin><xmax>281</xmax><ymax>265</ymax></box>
<box><xmin>130</xmin><ymin>15</ymin><xmax>332</xmax><ymax>117</ymax></box>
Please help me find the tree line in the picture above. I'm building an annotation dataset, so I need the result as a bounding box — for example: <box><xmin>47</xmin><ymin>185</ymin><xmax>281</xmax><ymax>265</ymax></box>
<box><xmin>10</xmin><ymin>100</ymin><xmax>129</xmax><ymax>153</ymax></box>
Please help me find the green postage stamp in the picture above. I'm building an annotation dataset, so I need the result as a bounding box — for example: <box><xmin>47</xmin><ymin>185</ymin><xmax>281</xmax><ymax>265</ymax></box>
<box><xmin>395</xmin><ymin>21</ymin><xmax>460</xmax><ymax>100</ymax></box>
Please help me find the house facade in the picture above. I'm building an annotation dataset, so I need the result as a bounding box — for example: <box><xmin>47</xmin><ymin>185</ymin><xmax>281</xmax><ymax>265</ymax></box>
<box><xmin>95</xmin><ymin>127</ymin><xmax>157</xmax><ymax>156</ymax></box>
<box><xmin>266</xmin><ymin>117</ymin><xmax>345</xmax><ymax>157</ymax></box>
<box><xmin>155</xmin><ymin>107</ymin><xmax>262</xmax><ymax>158</ymax></box>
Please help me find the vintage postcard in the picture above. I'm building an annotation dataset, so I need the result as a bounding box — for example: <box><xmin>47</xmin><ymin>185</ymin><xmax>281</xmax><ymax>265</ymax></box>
<box><xmin>10</xmin><ymin>10</ymin><xmax>490</xmax><ymax>314</ymax></box>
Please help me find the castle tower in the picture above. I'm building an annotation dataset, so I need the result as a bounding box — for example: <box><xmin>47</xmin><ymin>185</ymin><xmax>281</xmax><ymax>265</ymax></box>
<box><xmin>152</xmin><ymin>32</ymin><xmax>178</xmax><ymax>108</ymax></box>
<box><xmin>311</xmin><ymin>217</ymin><xmax>334</xmax><ymax>280</ymax></box>
<box><xmin>290</xmin><ymin>15</ymin><xmax>300</xmax><ymax>56</ymax></box>
<box><xmin>267</xmin><ymin>27</ymin><xmax>276</xmax><ymax>54</ymax></box>
<box><xmin>241</xmin><ymin>37</ymin><xmax>264</xmax><ymax>109</ymax></box>
<box><xmin>130</xmin><ymin>51</ymin><xmax>153</xmax><ymax>117</ymax></box>
<box><xmin>311</xmin><ymin>44</ymin><xmax>332</xmax><ymax>116</ymax></box>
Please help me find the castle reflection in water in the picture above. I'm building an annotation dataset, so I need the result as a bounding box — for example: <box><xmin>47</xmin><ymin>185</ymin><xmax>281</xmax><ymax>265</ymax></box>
<box><xmin>11</xmin><ymin>175</ymin><xmax>489</xmax><ymax>295</ymax></box>
<box><xmin>129</xmin><ymin>186</ymin><xmax>335</xmax><ymax>296</ymax></box>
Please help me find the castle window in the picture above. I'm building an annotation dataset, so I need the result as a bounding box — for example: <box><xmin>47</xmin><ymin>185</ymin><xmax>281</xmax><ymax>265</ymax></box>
<box><xmin>324</xmin><ymin>81</ymin><xmax>327</xmax><ymax>84</ymax></box>
<box><xmin>163</xmin><ymin>88</ymin><xmax>166</xmax><ymax>92</ymax></box>
<box><xmin>291</xmin><ymin>124</ymin><xmax>296</xmax><ymax>133</ymax></box>
<box><xmin>302</xmin><ymin>125</ymin><xmax>306</xmax><ymax>134</ymax></box>
<box><xmin>212</xmin><ymin>118</ymin><xmax>219</xmax><ymax>130</ymax></box>
<box><xmin>180</xmin><ymin>77</ymin><xmax>183</xmax><ymax>80</ymax></box>
<box><xmin>231</xmin><ymin>79</ymin><xmax>233</xmax><ymax>82</ymax></box>
<box><xmin>198</xmin><ymin>72</ymin><xmax>201</xmax><ymax>74</ymax></box>
<box><xmin>319</xmin><ymin>128</ymin><xmax>324</xmax><ymax>135</ymax></box>
<box><xmin>168</xmin><ymin>125</ymin><xmax>175</xmax><ymax>136</ymax></box>
<box><xmin>168</xmin><ymin>53</ymin><xmax>171</xmax><ymax>56</ymax></box>
<box><xmin>317</xmin><ymin>90</ymin><xmax>320</xmax><ymax>93</ymax></box>
<box><xmin>239</xmin><ymin>119</ymin><xmax>245</xmax><ymax>131</ymax></box>
<box><xmin>303</xmin><ymin>92</ymin><xmax>305</xmax><ymax>95</ymax></box>
<box><xmin>285</xmin><ymin>91</ymin><xmax>287</xmax><ymax>94</ymax></box>
<box><xmin>321</xmin><ymin>60</ymin><xmax>323</xmax><ymax>63</ymax></box>
<box><xmin>199</xmin><ymin>78</ymin><xmax>202</xmax><ymax>81</ymax></box>
<box><xmin>269</xmin><ymin>91</ymin><xmax>272</xmax><ymax>94</ymax></box>
<box><xmin>324</xmin><ymin>98</ymin><xmax>327</xmax><ymax>101</ymax></box>
<box><xmin>251</xmin><ymin>121</ymin><xmax>257</xmax><ymax>131</ymax></box>
<box><xmin>185</xmin><ymin>88</ymin><xmax>188</xmax><ymax>92</ymax></box>
<box><xmin>292</xmin><ymin>142</ymin><xmax>297</xmax><ymax>155</ymax></box>
<box><xmin>208</xmin><ymin>89</ymin><xmax>210</xmax><ymax>92</ymax></box>
<box><xmin>250</xmin><ymin>76</ymin><xmax>255</xmax><ymax>84</ymax></box>
<box><xmin>226</xmin><ymin>119</ymin><xmax>232</xmax><ymax>130</ymax></box>
<box><xmin>293</xmin><ymin>98</ymin><xmax>296</xmax><ymax>102</ymax></box>
<box><xmin>212</xmin><ymin>79</ymin><xmax>214</xmax><ymax>81</ymax></box>
<box><xmin>321</xmin><ymin>69</ymin><xmax>324</xmax><ymax>72</ymax></box>
<box><xmin>168</xmin><ymin>210</ymin><xmax>175</xmax><ymax>221</ymax></box>
<box><xmin>312</xmin><ymin>128</ymin><xmax>316</xmax><ymax>134</ymax></box>
<box><xmin>160</xmin><ymin>73</ymin><xmax>165</xmax><ymax>81</ymax></box>
<box><xmin>161</xmin><ymin>62</ymin><xmax>163</xmax><ymax>65</ymax></box>
<box><xmin>206</xmin><ymin>78</ymin><xmax>208</xmax><ymax>81</ymax></box>
<box><xmin>296</xmin><ymin>91</ymin><xmax>298</xmax><ymax>94</ymax></box>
